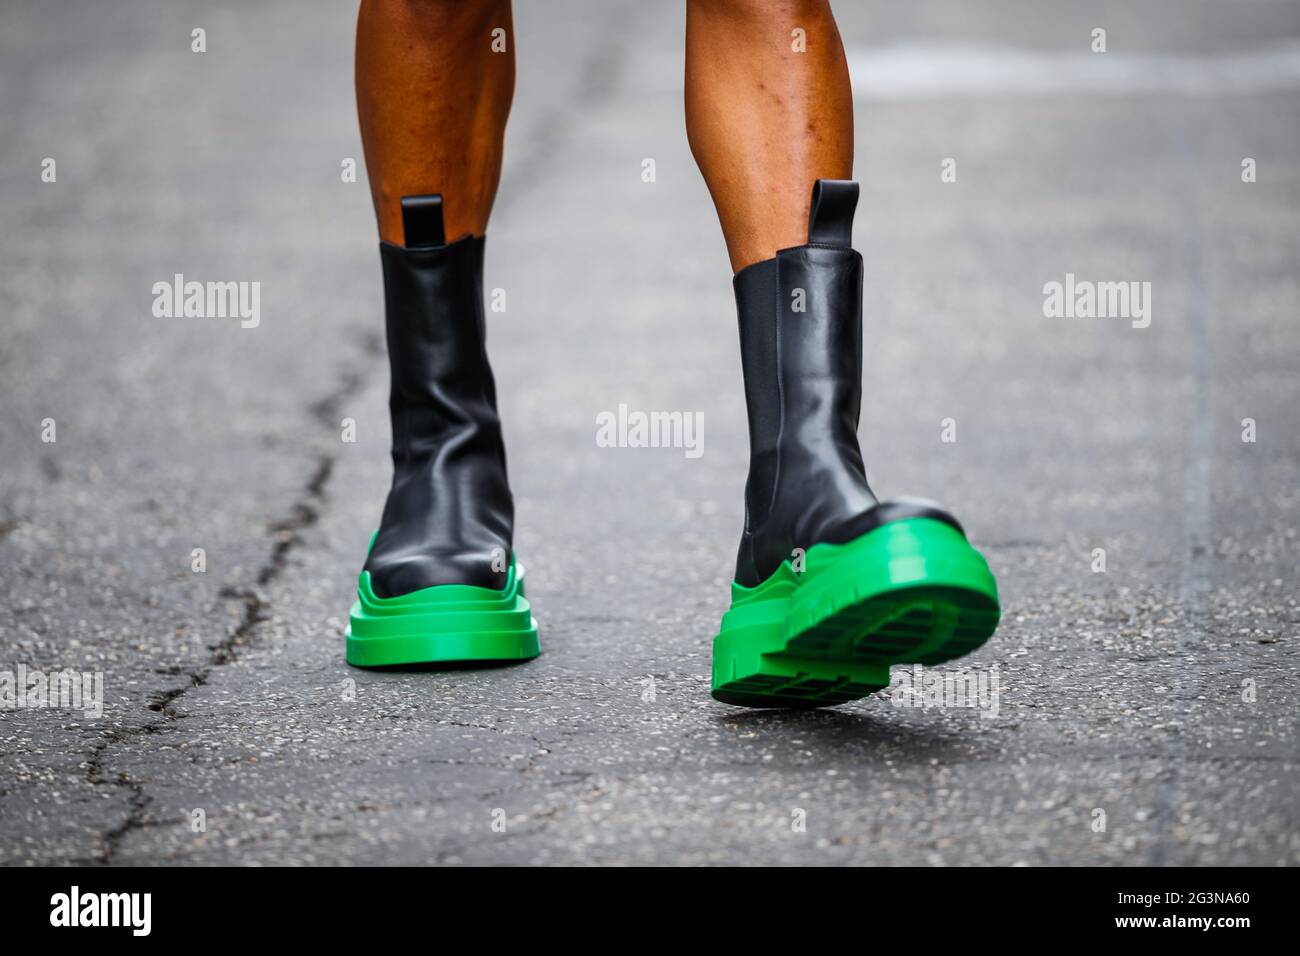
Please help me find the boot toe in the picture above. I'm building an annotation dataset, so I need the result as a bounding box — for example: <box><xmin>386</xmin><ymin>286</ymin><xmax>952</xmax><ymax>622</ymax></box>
<box><xmin>366</xmin><ymin>550</ymin><xmax>509</xmax><ymax>598</ymax></box>
<box><xmin>822</xmin><ymin>497</ymin><xmax>966</xmax><ymax>546</ymax></box>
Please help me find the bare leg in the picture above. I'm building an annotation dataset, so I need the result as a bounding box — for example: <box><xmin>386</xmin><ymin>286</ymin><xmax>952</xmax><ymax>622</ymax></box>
<box><xmin>356</xmin><ymin>0</ymin><xmax>515</xmax><ymax>244</ymax></box>
<box><xmin>685</xmin><ymin>0</ymin><xmax>854</xmax><ymax>272</ymax></box>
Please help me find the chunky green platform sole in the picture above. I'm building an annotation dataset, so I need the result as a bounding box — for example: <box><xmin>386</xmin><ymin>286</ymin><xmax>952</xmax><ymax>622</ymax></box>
<box><xmin>711</xmin><ymin>517</ymin><xmax>1000</xmax><ymax>708</ymax></box>
<box><xmin>346</xmin><ymin>557</ymin><xmax>539</xmax><ymax>667</ymax></box>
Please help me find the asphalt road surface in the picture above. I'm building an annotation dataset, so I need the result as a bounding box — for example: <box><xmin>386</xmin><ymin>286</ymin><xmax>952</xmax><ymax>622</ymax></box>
<box><xmin>1</xmin><ymin>0</ymin><xmax>1297</xmax><ymax>865</ymax></box>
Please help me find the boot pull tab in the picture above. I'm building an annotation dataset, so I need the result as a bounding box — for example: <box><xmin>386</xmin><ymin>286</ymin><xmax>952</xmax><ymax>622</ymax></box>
<box><xmin>807</xmin><ymin>179</ymin><xmax>858</xmax><ymax>248</ymax></box>
<box><xmin>401</xmin><ymin>194</ymin><xmax>446</xmax><ymax>250</ymax></box>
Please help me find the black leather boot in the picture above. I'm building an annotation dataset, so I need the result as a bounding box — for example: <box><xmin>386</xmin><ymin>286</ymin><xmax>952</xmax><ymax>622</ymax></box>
<box><xmin>711</xmin><ymin>180</ymin><xmax>999</xmax><ymax>708</ymax></box>
<box><xmin>346</xmin><ymin>195</ymin><xmax>539</xmax><ymax>666</ymax></box>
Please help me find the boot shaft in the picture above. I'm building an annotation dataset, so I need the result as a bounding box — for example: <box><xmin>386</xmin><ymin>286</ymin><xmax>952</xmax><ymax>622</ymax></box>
<box><xmin>734</xmin><ymin>180</ymin><xmax>870</xmax><ymax>518</ymax></box>
<box><xmin>378</xmin><ymin>198</ymin><xmax>503</xmax><ymax>468</ymax></box>
<box><xmin>363</xmin><ymin>195</ymin><xmax>513</xmax><ymax>597</ymax></box>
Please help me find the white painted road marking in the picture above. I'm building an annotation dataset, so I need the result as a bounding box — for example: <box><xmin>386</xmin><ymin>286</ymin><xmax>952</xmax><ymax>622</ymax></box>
<box><xmin>848</xmin><ymin>42</ymin><xmax>1300</xmax><ymax>98</ymax></box>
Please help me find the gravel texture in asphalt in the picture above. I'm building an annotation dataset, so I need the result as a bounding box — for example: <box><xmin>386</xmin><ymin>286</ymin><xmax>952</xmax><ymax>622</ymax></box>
<box><xmin>1</xmin><ymin>0</ymin><xmax>1297</xmax><ymax>864</ymax></box>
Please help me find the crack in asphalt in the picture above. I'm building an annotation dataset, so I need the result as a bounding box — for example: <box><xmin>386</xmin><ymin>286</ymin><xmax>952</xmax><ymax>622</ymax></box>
<box><xmin>79</xmin><ymin>727</ymin><xmax>161</xmax><ymax>864</ymax></box>
<box><xmin>75</xmin><ymin>19</ymin><xmax>627</xmax><ymax>864</ymax></box>
<box><xmin>438</xmin><ymin>719</ymin><xmax>553</xmax><ymax>776</ymax></box>
<box><xmin>81</xmin><ymin>341</ymin><xmax>383</xmax><ymax>863</ymax></box>
<box><xmin>1152</xmin><ymin>141</ymin><xmax>1216</xmax><ymax>868</ymax></box>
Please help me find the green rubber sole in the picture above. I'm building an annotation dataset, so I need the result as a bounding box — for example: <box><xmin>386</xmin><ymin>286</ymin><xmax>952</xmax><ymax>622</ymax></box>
<box><xmin>711</xmin><ymin>517</ymin><xmax>1000</xmax><ymax>708</ymax></box>
<box><xmin>346</xmin><ymin>557</ymin><xmax>539</xmax><ymax>667</ymax></box>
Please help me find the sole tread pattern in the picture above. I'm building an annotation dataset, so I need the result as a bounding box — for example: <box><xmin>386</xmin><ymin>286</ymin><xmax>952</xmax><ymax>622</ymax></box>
<box><xmin>712</xmin><ymin>518</ymin><xmax>1000</xmax><ymax>708</ymax></box>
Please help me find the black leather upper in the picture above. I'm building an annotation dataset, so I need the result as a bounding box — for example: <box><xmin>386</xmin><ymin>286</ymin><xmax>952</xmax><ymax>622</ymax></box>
<box><xmin>732</xmin><ymin>180</ymin><xmax>963</xmax><ymax>588</ymax></box>
<box><xmin>363</xmin><ymin>197</ymin><xmax>514</xmax><ymax>597</ymax></box>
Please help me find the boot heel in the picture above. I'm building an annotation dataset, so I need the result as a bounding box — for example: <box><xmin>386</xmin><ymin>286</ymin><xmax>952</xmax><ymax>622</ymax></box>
<box><xmin>711</xmin><ymin>518</ymin><xmax>999</xmax><ymax>708</ymax></box>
